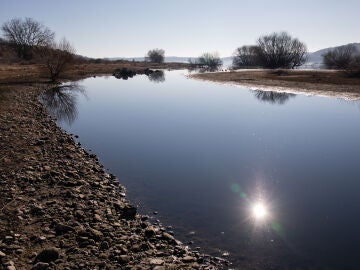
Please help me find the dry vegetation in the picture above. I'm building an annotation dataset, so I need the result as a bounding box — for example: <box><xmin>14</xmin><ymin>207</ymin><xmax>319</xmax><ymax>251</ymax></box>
<box><xmin>192</xmin><ymin>70</ymin><xmax>360</xmax><ymax>100</ymax></box>
<box><xmin>0</xmin><ymin>62</ymin><xmax>191</xmax><ymax>84</ymax></box>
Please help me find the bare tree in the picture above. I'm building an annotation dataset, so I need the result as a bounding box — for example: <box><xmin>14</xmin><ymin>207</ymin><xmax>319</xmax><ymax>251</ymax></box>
<box><xmin>322</xmin><ymin>44</ymin><xmax>358</xmax><ymax>69</ymax></box>
<box><xmin>41</xmin><ymin>38</ymin><xmax>76</xmax><ymax>82</ymax></box>
<box><xmin>146</xmin><ymin>48</ymin><xmax>165</xmax><ymax>63</ymax></box>
<box><xmin>39</xmin><ymin>83</ymin><xmax>85</xmax><ymax>125</ymax></box>
<box><xmin>197</xmin><ymin>52</ymin><xmax>222</xmax><ymax>71</ymax></box>
<box><xmin>1</xmin><ymin>17</ymin><xmax>55</xmax><ymax>60</ymax></box>
<box><xmin>346</xmin><ymin>55</ymin><xmax>360</xmax><ymax>77</ymax></box>
<box><xmin>147</xmin><ymin>70</ymin><xmax>165</xmax><ymax>83</ymax></box>
<box><xmin>254</xmin><ymin>90</ymin><xmax>295</xmax><ymax>104</ymax></box>
<box><xmin>232</xmin><ymin>45</ymin><xmax>260</xmax><ymax>69</ymax></box>
<box><xmin>256</xmin><ymin>32</ymin><xmax>307</xmax><ymax>69</ymax></box>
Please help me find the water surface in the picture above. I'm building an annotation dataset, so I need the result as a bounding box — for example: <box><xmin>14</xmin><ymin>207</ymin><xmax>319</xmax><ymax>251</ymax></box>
<box><xmin>44</xmin><ymin>70</ymin><xmax>360</xmax><ymax>269</ymax></box>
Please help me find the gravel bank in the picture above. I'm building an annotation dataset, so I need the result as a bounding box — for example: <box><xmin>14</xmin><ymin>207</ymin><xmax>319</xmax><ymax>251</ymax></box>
<box><xmin>0</xmin><ymin>84</ymin><xmax>225</xmax><ymax>270</ymax></box>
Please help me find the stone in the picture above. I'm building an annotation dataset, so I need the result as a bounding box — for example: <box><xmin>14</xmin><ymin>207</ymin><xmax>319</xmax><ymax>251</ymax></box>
<box><xmin>0</xmin><ymin>250</ymin><xmax>6</xmax><ymax>257</ymax></box>
<box><xmin>144</xmin><ymin>228</ymin><xmax>156</xmax><ymax>238</ymax></box>
<box><xmin>89</xmin><ymin>228</ymin><xmax>103</xmax><ymax>240</ymax></box>
<box><xmin>182</xmin><ymin>256</ymin><xmax>196</xmax><ymax>263</ymax></box>
<box><xmin>94</xmin><ymin>214</ymin><xmax>102</xmax><ymax>222</ymax></box>
<box><xmin>150</xmin><ymin>258</ymin><xmax>164</xmax><ymax>266</ymax></box>
<box><xmin>162</xmin><ymin>232</ymin><xmax>176</xmax><ymax>244</ymax></box>
<box><xmin>118</xmin><ymin>255</ymin><xmax>131</xmax><ymax>264</ymax></box>
<box><xmin>31</xmin><ymin>262</ymin><xmax>49</xmax><ymax>270</ymax></box>
<box><xmin>35</xmin><ymin>248</ymin><xmax>59</xmax><ymax>263</ymax></box>
<box><xmin>100</xmin><ymin>241</ymin><xmax>109</xmax><ymax>250</ymax></box>
<box><xmin>121</xmin><ymin>205</ymin><xmax>137</xmax><ymax>220</ymax></box>
<box><xmin>55</xmin><ymin>223</ymin><xmax>74</xmax><ymax>235</ymax></box>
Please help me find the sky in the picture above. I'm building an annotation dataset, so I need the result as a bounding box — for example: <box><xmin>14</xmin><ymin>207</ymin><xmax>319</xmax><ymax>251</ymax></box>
<box><xmin>1</xmin><ymin>0</ymin><xmax>359</xmax><ymax>58</ymax></box>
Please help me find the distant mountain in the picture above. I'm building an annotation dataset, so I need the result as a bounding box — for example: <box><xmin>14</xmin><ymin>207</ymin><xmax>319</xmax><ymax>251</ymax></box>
<box><xmin>304</xmin><ymin>43</ymin><xmax>360</xmax><ymax>69</ymax></box>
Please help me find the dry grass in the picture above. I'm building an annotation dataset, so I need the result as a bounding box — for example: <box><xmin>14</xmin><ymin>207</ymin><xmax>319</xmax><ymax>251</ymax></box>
<box><xmin>0</xmin><ymin>62</ymin><xmax>191</xmax><ymax>84</ymax></box>
<box><xmin>191</xmin><ymin>69</ymin><xmax>360</xmax><ymax>100</ymax></box>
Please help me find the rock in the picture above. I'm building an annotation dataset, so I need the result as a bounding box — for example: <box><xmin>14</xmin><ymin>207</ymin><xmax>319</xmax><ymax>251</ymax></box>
<box><xmin>89</xmin><ymin>228</ymin><xmax>103</xmax><ymax>240</ymax></box>
<box><xmin>150</xmin><ymin>258</ymin><xmax>164</xmax><ymax>266</ymax></box>
<box><xmin>100</xmin><ymin>241</ymin><xmax>109</xmax><ymax>250</ymax></box>
<box><xmin>94</xmin><ymin>214</ymin><xmax>102</xmax><ymax>222</ymax></box>
<box><xmin>35</xmin><ymin>248</ymin><xmax>59</xmax><ymax>263</ymax></box>
<box><xmin>31</xmin><ymin>262</ymin><xmax>49</xmax><ymax>270</ymax></box>
<box><xmin>118</xmin><ymin>255</ymin><xmax>131</xmax><ymax>264</ymax></box>
<box><xmin>55</xmin><ymin>223</ymin><xmax>74</xmax><ymax>235</ymax></box>
<box><xmin>6</xmin><ymin>261</ymin><xmax>16</xmax><ymax>270</ymax></box>
<box><xmin>144</xmin><ymin>228</ymin><xmax>156</xmax><ymax>238</ymax></box>
<box><xmin>182</xmin><ymin>256</ymin><xmax>196</xmax><ymax>263</ymax></box>
<box><xmin>162</xmin><ymin>232</ymin><xmax>176</xmax><ymax>244</ymax></box>
<box><xmin>121</xmin><ymin>205</ymin><xmax>137</xmax><ymax>220</ymax></box>
<box><xmin>0</xmin><ymin>250</ymin><xmax>6</xmax><ymax>257</ymax></box>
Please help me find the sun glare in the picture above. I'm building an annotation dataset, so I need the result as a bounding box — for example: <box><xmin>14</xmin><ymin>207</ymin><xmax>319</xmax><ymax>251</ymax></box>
<box><xmin>252</xmin><ymin>202</ymin><xmax>267</xmax><ymax>219</ymax></box>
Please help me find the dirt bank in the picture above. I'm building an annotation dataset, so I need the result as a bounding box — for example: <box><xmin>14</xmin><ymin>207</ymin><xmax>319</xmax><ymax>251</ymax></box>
<box><xmin>0</xmin><ymin>82</ymin><xmax>225</xmax><ymax>269</ymax></box>
<box><xmin>0</xmin><ymin>62</ymin><xmax>192</xmax><ymax>85</ymax></box>
<box><xmin>191</xmin><ymin>70</ymin><xmax>360</xmax><ymax>100</ymax></box>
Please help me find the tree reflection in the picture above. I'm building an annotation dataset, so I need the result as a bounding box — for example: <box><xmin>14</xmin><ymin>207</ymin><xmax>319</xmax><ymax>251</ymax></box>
<box><xmin>40</xmin><ymin>82</ymin><xmax>85</xmax><ymax>125</ymax></box>
<box><xmin>253</xmin><ymin>90</ymin><xmax>295</xmax><ymax>104</ymax></box>
<box><xmin>147</xmin><ymin>70</ymin><xmax>165</xmax><ymax>83</ymax></box>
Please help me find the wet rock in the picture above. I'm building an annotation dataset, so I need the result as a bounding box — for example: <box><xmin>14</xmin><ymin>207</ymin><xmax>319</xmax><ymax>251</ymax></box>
<box><xmin>34</xmin><ymin>248</ymin><xmax>59</xmax><ymax>263</ymax></box>
<box><xmin>162</xmin><ymin>232</ymin><xmax>176</xmax><ymax>244</ymax></box>
<box><xmin>145</xmin><ymin>227</ymin><xmax>156</xmax><ymax>238</ymax></box>
<box><xmin>121</xmin><ymin>205</ymin><xmax>137</xmax><ymax>220</ymax></box>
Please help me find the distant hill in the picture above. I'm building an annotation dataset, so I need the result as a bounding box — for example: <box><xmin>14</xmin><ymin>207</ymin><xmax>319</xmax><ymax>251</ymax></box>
<box><xmin>304</xmin><ymin>43</ymin><xmax>360</xmax><ymax>69</ymax></box>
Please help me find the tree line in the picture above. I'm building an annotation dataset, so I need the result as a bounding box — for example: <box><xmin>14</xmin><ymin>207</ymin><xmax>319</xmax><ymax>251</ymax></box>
<box><xmin>1</xmin><ymin>17</ymin><xmax>76</xmax><ymax>81</ymax></box>
<box><xmin>1</xmin><ymin>17</ymin><xmax>359</xmax><ymax>78</ymax></box>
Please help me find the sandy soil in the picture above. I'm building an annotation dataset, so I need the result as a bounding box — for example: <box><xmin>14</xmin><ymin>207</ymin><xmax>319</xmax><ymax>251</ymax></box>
<box><xmin>191</xmin><ymin>69</ymin><xmax>360</xmax><ymax>100</ymax></box>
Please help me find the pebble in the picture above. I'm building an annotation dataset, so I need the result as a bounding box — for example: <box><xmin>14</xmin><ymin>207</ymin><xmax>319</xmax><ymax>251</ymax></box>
<box><xmin>35</xmin><ymin>248</ymin><xmax>59</xmax><ymax>263</ymax></box>
<box><xmin>0</xmin><ymin>86</ymin><xmax>225</xmax><ymax>270</ymax></box>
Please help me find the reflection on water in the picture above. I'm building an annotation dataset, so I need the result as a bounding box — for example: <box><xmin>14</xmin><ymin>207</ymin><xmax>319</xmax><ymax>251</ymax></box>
<box><xmin>253</xmin><ymin>90</ymin><xmax>296</xmax><ymax>104</ymax></box>
<box><xmin>147</xmin><ymin>70</ymin><xmax>165</xmax><ymax>83</ymax></box>
<box><xmin>57</xmin><ymin>71</ymin><xmax>360</xmax><ymax>270</ymax></box>
<box><xmin>40</xmin><ymin>83</ymin><xmax>85</xmax><ymax>125</ymax></box>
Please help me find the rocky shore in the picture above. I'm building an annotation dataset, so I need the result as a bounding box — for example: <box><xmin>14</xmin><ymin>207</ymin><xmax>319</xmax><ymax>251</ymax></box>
<box><xmin>0</xmin><ymin>84</ymin><xmax>224</xmax><ymax>269</ymax></box>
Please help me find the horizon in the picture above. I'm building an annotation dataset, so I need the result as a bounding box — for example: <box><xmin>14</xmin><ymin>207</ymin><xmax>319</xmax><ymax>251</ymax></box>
<box><xmin>1</xmin><ymin>0</ymin><xmax>360</xmax><ymax>58</ymax></box>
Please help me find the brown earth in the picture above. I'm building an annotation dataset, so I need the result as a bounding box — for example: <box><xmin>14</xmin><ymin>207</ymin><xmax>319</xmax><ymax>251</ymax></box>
<box><xmin>191</xmin><ymin>70</ymin><xmax>360</xmax><ymax>100</ymax></box>
<box><xmin>0</xmin><ymin>62</ymin><xmax>192</xmax><ymax>85</ymax></box>
<box><xmin>0</xmin><ymin>64</ymin><xmax>226</xmax><ymax>270</ymax></box>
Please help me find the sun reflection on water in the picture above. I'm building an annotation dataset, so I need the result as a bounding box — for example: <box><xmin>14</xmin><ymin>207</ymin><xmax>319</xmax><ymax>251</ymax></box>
<box><xmin>252</xmin><ymin>202</ymin><xmax>268</xmax><ymax>220</ymax></box>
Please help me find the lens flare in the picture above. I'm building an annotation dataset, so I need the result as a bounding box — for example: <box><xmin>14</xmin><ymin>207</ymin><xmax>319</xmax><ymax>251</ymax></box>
<box><xmin>252</xmin><ymin>202</ymin><xmax>267</xmax><ymax>219</ymax></box>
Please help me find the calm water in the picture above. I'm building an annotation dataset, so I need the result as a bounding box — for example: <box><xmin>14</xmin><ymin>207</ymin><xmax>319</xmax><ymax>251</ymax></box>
<box><xmin>43</xmin><ymin>70</ymin><xmax>360</xmax><ymax>269</ymax></box>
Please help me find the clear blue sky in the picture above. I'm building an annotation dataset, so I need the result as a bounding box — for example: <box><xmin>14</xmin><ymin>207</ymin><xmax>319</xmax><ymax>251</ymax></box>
<box><xmin>1</xmin><ymin>0</ymin><xmax>359</xmax><ymax>58</ymax></box>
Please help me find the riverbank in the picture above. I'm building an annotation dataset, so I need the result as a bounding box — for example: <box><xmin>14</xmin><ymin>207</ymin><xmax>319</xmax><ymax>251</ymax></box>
<box><xmin>0</xmin><ymin>71</ymin><xmax>225</xmax><ymax>269</ymax></box>
<box><xmin>0</xmin><ymin>62</ymin><xmax>192</xmax><ymax>84</ymax></box>
<box><xmin>191</xmin><ymin>70</ymin><xmax>360</xmax><ymax>100</ymax></box>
